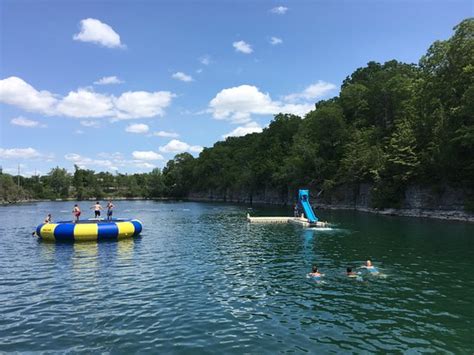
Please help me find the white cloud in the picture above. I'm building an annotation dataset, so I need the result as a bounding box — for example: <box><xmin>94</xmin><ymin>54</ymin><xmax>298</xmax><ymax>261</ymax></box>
<box><xmin>0</xmin><ymin>147</ymin><xmax>41</xmax><ymax>159</ymax></box>
<box><xmin>152</xmin><ymin>130</ymin><xmax>179</xmax><ymax>138</ymax></box>
<box><xmin>270</xmin><ymin>36</ymin><xmax>283</xmax><ymax>45</ymax></box>
<box><xmin>65</xmin><ymin>152</ymin><xmax>160</xmax><ymax>172</ymax></box>
<box><xmin>65</xmin><ymin>153</ymin><xmax>117</xmax><ymax>170</ymax></box>
<box><xmin>209</xmin><ymin>85</ymin><xmax>319</xmax><ymax>123</ymax></box>
<box><xmin>284</xmin><ymin>81</ymin><xmax>337</xmax><ymax>102</ymax></box>
<box><xmin>80</xmin><ymin>120</ymin><xmax>101</xmax><ymax>128</ymax></box>
<box><xmin>0</xmin><ymin>76</ymin><xmax>176</xmax><ymax>121</ymax></box>
<box><xmin>0</xmin><ymin>76</ymin><xmax>57</xmax><ymax>114</ymax></box>
<box><xmin>132</xmin><ymin>151</ymin><xmax>164</xmax><ymax>161</ymax></box>
<box><xmin>73</xmin><ymin>18</ymin><xmax>125</xmax><ymax>48</ymax></box>
<box><xmin>199</xmin><ymin>55</ymin><xmax>212</xmax><ymax>65</ymax></box>
<box><xmin>223</xmin><ymin>121</ymin><xmax>263</xmax><ymax>139</ymax></box>
<box><xmin>270</xmin><ymin>6</ymin><xmax>288</xmax><ymax>14</ymax></box>
<box><xmin>233</xmin><ymin>40</ymin><xmax>253</xmax><ymax>54</ymax></box>
<box><xmin>172</xmin><ymin>72</ymin><xmax>194</xmax><ymax>82</ymax></box>
<box><xmin>114</xmin><ymin>91</ymin><xmax>174</xmax><ymax>119</ymax></box>
<box><xmin>74</xmin><ymin>129</ymin><xmax>85</xmax><ymax>135</ymax></box>
<box><xmin>57</xmin><ymin>89</ymin><xmax>115</xmax><ymax>118</ymax></box>
<box><xmin>209</xmin><ymin>85</ymin><xmax>277</xmax><ymax>123</ymax></box>
<box><xmin>196</xmin><ymin>69</ymin><xmax>203</xmax><ymax>74</ymax></box>
<box><xmin>125</xmin><ymin>123</ymin><xmax>149</xmax><ymax>134</ymax></box>
<box><xmin>94</xmin><ymin>76</ymin><xmax>124</xmax><ymax>85</ymax></box>
<box><xmin>10</xmin><ymin>116</ymin><xmax>44</xmax><ymax>128</ymax></box>
<box><xmin>159</xmin><ymin>139</ymin><xmax>203</xmax><ymax>154</ymax></box>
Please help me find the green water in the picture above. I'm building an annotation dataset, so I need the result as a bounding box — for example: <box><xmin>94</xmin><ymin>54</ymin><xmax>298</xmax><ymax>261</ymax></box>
<box><xmin>0</xmin><ymin>201</ymin><xmax>473</xmax><ymax>352</ymax></box>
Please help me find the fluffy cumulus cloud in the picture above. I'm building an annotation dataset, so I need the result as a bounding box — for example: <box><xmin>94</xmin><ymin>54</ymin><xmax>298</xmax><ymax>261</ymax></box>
<box><xmin>209</xmin><ymin>84</ymin><xmax>329</xmax><ymax>123</ymax></box>
<box><xmin>73</xmin><ymin>18</ymin><xmax>125</xmax><ymax>48</ymax></box>
<box><xmin>233</xmin><ymin>40</ymin><xmax>253</xmax><ymax>54</ymax></box>
<box><xmin>94</xmin><ymin>76</ymin><xmax>124</xmax><ymax>85</ymax></box>
<box><xmin>10</xmin><ymin>116</ymin><xmax>44</xmax><ymax>128</ymax></box>
<box><xmin>284</xmin><ymin>81</ymin><xmax>337</xmax><ymax>102</ymax></box>
<box><xmin>223</xmin><ymin>121</ymin><xmax>263</xmax><ymax>139</ymax></box>
<box><xmin>172</xmin><ymin>72</ymin><xmax>194</xmax><ymax>82</ymax></box>
<box><xmin>0</xmin><ymin>76</ymin><xmax>57</xmax><ymax>114</ymax></box>
<box><xmin>270</xmin><ymin>36</ymin><xmax>283</xmax><ymax>45</ymax></box>
<box><xmin>114</xmin><ymin>91</ymin><xmax>175</xmax><ymax>120</ymax></box>
<box><xmin>271</xmin><ymin>6</ymin><xmax>288</xmax><ymax>14</ymax></box>
<box><xmin>159</xmin><ymin>139</ymin><xmax>203</xmax><ymax>154</ymax></box>
<box><xmin>57</xmin><ymin>89</ymin><xmax>114</xmax><ymax>118</ymax></box>
<box><xmin>132</xmin><ymin>151</ymin><xmax>164</xmax><ymax>161</ymax></box>
<box><xmin>209</xmin><ymin>85</ymin><xmax>279</xmax><ymax>123</ymax></box>
<box><xmin>0</xmin><ymin>147</ymin><xmax>41</xmax><ymax>159</ymax></box>
<box><xmin>0</xmin><ymin>77</ymin><xmax>175</xmax><ymax>121</ymax></box>
<box><xmin>152</xmin><ymin>130</ymin><xmax>179</xmax><ymax>138</ymax></box>
<box><xmin>125</xmin><ymin>123</ymin><xmax>149</xmax><ymax>134</ymax></box>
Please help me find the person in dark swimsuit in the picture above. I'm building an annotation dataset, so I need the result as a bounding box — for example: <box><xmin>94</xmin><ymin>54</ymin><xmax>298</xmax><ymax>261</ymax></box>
<box><xmin>91</xmin><ymin>201</ymin><xmax>103</xmax><ymax>219</ymax></box>
<box><xmin>106</xmin><ymin>200</ymin><xmax>115</xmax><ymax>221</ymax></box>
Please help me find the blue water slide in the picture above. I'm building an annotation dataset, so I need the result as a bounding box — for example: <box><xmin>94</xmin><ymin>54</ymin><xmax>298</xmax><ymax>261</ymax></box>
<box><xmin>298</xmin><ymin>189</ymin><xmax>318</xmax><ymax>223</ymax></box>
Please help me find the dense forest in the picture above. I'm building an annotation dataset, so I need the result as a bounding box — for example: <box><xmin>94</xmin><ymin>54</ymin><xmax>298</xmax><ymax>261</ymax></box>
<box><xmin>1</xmin><ymin>19</ymin><xmax>473</xmax><ymax>209</ymax></box>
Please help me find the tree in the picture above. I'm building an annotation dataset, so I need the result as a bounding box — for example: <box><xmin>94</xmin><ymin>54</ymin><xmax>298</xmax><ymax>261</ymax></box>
<box><xmin>48</xmin><ymin>167</ymin><xmax>71</xmax><ymax>198</ymax></box>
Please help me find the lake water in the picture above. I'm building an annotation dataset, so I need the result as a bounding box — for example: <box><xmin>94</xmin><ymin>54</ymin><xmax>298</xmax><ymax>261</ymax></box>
<box><xmin>0</xmin><ymin>200</ymin><xmax>473</xmax><ymax>353</ymax></box>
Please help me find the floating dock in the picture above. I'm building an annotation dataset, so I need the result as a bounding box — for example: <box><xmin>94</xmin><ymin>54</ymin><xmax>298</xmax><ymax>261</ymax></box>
<box><xmin>246</xmin><ymin>189</ymin><xmax>329</xmax><ymax>228</ymax></box>
<box><xmin>246</xmin><ymin>213</ymin><xmax>329</xmax><ymax>228</ymax></box>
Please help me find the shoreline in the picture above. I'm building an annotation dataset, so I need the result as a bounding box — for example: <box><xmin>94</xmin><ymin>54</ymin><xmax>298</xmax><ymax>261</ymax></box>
<box><xmin>2</xmin><ymin>197</ymin><xmax>473</xmax><ymax>223</ymax></box>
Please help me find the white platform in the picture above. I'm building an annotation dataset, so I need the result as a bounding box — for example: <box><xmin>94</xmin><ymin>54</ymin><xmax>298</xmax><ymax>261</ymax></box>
<box><xmin>246</xmin><ymin>213</ymin><xmax>328</xmax><ymax>227</ymax></box>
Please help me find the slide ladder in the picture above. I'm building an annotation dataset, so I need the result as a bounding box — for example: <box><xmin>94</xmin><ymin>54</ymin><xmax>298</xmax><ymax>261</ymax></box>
<box><xmin>298</xmin><ymin>189</ymin><xmax>318</xmax><ymax>223</ymax></box>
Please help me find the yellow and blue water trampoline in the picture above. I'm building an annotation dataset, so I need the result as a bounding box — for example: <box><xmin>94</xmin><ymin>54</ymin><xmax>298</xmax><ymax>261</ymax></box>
<box><xmin>35</xmin><ymin>219</ymin><xmax>143</xmax><ymax>242</ymax></box>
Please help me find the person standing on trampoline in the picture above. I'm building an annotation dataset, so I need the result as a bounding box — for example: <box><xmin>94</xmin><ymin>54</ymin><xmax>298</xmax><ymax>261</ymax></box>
<box><xmin>91</xmin><ymin>201</ymin><xmax>103</xmax><ymax>219</ymax></box>
<box><xmin>72</xmin><ymin>204</ymin><xmax>81</xmax><ymax>223</ymax></box>
<box><xmin>106</xmin><ymin>200</ymin><xmax>115</xmax><ymax>221</ymax></box>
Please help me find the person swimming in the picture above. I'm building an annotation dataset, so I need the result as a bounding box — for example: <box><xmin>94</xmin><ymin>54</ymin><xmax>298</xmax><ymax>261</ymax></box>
<box><xmin>308</xmin><ymin>265</ymin><xmax>324</xmax><ymax>279</ymax></box>
<box><xmin>361</xmin><ymin>260</ymin><xmax>379</xmax><ymax>274</ymax></box>
<box><xmin>346</xmin><ymin>267</ymin><xmax>358</xmax><ymax>277</ymax></box>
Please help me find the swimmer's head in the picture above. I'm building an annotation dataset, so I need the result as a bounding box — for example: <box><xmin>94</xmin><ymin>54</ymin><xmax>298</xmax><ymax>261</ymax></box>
<box><xmin>312</xmin><ymin>265</ymin><xmax>318</xmax><ymax>272</ymax></box>
<box><xmin>74</xmin><ymin>204</ymin><xmax>78</xmax><ymax>207</ymax></box>
<box><xmin>367</xmin><ymin>260</ymin><xmax>372</xmax><ymax>266</ymax></box>
<box><xmin>96</xmin><ymin>201</ymin><xmax>100</xmax><ymax>204</ymax></box>
<box><xmin>347</xmin><ymin>267</ymin><xmax>352</xmax><ymax>273</ymax></box>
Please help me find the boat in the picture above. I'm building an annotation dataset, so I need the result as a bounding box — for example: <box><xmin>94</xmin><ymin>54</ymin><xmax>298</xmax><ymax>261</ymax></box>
<box><xmin>35</xmin><ymin>218</ymin><xmax>143</xmax><ymax>242</ymax></box>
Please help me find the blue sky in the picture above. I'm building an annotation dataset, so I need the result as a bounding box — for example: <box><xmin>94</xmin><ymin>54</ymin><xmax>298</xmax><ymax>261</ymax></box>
<box><xmin>0</xmin><ymin>0</ymin><xmax>471</xmax><ymax>176</ymax></box>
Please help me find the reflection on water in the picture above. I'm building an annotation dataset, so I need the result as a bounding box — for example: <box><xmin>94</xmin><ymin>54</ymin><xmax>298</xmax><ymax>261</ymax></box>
<box><xmin>0</xmin><ymin>200</ymin><xmax>473</xmax><ymax>353</ymax></box>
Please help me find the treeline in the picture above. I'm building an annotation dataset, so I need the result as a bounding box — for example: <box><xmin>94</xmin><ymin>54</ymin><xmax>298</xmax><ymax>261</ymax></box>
<box><xmin>1</xmin><ymin>19</ymin><xmax>473</xmax><ymax>208</ymax></box>
<box><xmin>0</xmin><ymin>165</ymin><xmax>167</xmax><ymax>202</ymax></box>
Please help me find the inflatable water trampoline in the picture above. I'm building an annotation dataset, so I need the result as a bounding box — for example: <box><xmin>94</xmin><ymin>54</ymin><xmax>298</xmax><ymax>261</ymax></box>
<box><xmin>35</xmin><ymin>218</ymin><xmax>143</xmax><ymax>242</ymax></box>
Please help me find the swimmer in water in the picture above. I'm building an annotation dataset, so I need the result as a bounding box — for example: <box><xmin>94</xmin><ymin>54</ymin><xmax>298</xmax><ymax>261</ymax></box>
<box><xmin>346</xmin><ymin>267</ymin><xmax>358</xmax><ymax>277</ymax></box>
<box><xmin>360</xmin><ymin>260</ymin><xmax>379</xmax><ymax>274</ymax></box>
<box><xmin>308</xmin><ymin>265</ymin><xmax>324</xmax><ymax>279</ymax></box>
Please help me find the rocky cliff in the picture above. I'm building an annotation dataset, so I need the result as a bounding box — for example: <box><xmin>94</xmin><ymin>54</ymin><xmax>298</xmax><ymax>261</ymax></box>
<box><xmin>189</xmin><ymin>184</ymin><xmax>474</xmax><ymax>222</ymax></box>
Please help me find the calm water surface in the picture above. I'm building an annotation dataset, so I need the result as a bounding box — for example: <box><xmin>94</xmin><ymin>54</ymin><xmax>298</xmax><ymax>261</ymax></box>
<box><xmin>0</xmin><ymin>201</ymin><xmax>473</xmax><ymax>353</ymax></box>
